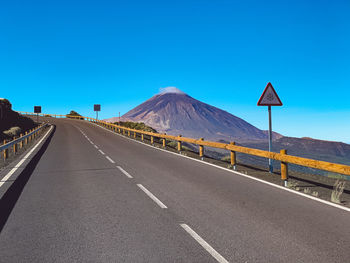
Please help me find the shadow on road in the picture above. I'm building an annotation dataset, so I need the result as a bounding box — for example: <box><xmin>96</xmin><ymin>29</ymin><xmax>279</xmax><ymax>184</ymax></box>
<box><xmin>0</xmin><ymin>125</ymin><xmax>56</xmax><ymax>232</ymax></box>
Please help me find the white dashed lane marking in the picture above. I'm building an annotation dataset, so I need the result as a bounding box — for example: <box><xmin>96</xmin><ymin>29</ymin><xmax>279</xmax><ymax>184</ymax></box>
<box><xmin>106</xmin><ymin>156</ymin><xmax>115</xmax><ymax>163</ymax></box>
<box><xmin>117</xmin><ymin>166</ymin><xmax>133</xmax><ymax>178</ymax></box>
<box><xmin>180</xmin><ymin>224</ymin><xmax>229</xmax><ymax>263</ymax></box>
<box><xmin>137</xmin><ymin>184</ymin><xmax>167</xmax><ymax>209</ymax></box>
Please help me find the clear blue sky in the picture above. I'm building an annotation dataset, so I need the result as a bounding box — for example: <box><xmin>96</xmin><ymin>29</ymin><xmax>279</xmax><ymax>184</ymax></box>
<box><xmin>1</xmin><ymin>0</ymin><xmax>349</xmax><ymax>143</ymax></box>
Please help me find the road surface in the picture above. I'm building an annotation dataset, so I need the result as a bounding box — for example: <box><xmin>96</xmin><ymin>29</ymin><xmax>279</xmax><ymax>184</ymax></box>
<box><xmin>0</xmin><ymin>117</ymin><xmax>349</xmax><ymax>262</ymax></box>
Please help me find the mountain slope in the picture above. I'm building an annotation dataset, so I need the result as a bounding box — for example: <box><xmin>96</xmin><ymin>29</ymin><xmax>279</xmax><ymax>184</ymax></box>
<box><xmin>119</xmin><ymin>91</ymin><xmax>271</xmax><ymax>142</ymax></box>
<box><xmin>241</xmin><ymin>137</ymin><xmax>350</xmax><ymax>167</ymax></box>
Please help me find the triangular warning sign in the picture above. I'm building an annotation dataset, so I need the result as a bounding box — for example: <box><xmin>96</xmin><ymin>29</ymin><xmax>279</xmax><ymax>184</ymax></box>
<box><xmin>257</xmin><ymin>82</ymin><xmax>283</xmax><ymax>106</ymax></box>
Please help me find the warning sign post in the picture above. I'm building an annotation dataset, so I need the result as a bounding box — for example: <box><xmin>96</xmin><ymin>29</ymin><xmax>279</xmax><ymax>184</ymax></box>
<box><xmin>258</xmin><ymin>82</ymin><xmax>283</xmax><ymax>174</ymax></box>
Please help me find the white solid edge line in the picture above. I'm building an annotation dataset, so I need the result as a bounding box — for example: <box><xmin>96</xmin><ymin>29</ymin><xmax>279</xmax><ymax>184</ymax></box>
<box><xmin>106</xmin><ymin>156</ymin><xmax>115</xmax><ymax>163</ymax></box>
<box><xmin>98</xmin><ymin>149</ymin><xmax>105</xmax><ymax>155</ymax></box>
<box><xmin>116</xmin><ymin>166</ymin><xmax>133</xmax><ymax>178</ymax></box>
<box><xmin>90</xmin><ymin>122</ymin><xmax>350</xmax><ymax>212</ymax></box>
<box><xmin>137</xmin><ymin>184</ymin><xmax>167</xmax><ymax>209</ymax></box>
<box><xmin>0</xmin><ymin>125</ymin><xmax>53</xmax><ymax>187</ymax></box>
<box><xmin>94</xmin><ymin>145</ymin><xmax>99</xmax><ymax>149</ymax></box>
<box><xmin>180</xmin><ymin>224</ymin><xmax>229</xmax><ymax>263</ymax></box>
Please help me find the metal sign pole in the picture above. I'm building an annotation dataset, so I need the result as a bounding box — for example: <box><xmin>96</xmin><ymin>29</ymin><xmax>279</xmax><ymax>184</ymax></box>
<box><xmin>258</xmin><ymin>83</ymin><xmax>282</xmax><ymax>174</ymax></box>
<box><xmin>96</xmin><ymin>111</ymin><xmax>98</xmax><ymax>121</ymax></box>
<box><xmin>268</xmin><ymin>106</ymin><xmax>273</xmax><ymax>173</ymax></box>
<box><xmin>37</xmin><ymin>113</ymin><xmax>39</xmax><ymax>123</ymax></box>
<box><xmin>119</xmin><ymin>112</ymin><xmax>120</xmax><ymax>125</ymax></box>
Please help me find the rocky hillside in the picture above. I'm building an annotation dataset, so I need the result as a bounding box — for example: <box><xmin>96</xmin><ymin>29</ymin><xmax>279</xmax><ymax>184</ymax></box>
<box><xmin>0</xmin><ymin>98</ymin><xmax>36</xmax><ymax>141</ymax></box>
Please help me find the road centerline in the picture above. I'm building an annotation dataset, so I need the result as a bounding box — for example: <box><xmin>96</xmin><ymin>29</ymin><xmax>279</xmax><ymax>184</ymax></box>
<box><xmin>137</xmin><ymin>184</ymin><xmax>167</xmax><ymax>209</ymax></box>
<box><xmin>116</xmin><ymin>166</ymin><xmax>133</xmax><ymax>178</ymax></box>
<box><xmin>180</xmin><ymin>224</ymin><xmax>229</xmax><ymax>263</ymax></box>
<box><xmin>106</xmin><ymin>156</ymin><xmax>115</xmax><ymax>163</ymax></box>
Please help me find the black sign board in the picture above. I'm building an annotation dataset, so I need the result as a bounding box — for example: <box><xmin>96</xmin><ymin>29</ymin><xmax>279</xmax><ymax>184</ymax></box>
<box><xmin>34</xmin><ymin>106</ymin><xmax>42</xmax><ymax>113</ymax></box>
<box><xmin>94</xmin><ymin>104</ymin><xmax>101</xmax><ymax>111</ymax></box>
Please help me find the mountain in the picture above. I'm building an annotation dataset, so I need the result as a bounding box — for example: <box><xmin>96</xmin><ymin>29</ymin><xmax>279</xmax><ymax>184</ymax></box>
<box><xmin>104</xmin><ymin>88</ymin><xmax>350</xmax><ymax>170</ymax></box>
<box><xmin>108</xmin><ymin>88</ymin><xmax>279</xmax><ymax>142</ymax></box>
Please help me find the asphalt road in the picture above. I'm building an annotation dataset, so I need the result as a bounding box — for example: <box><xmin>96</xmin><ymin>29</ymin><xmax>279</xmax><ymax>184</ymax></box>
<box><xmin>0</xmin><ymin>117</ymin><xmax>349</xmax><ymax>262</ymax></box>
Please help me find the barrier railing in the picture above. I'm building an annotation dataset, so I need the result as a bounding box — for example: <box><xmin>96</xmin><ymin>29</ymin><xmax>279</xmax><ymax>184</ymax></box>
<box><xmin>1</xmin><ymin>123</ymin><xmax>49</xmax><ymax>161</ymax></box>
<box><xmin>17</xmin><ymin>111</ymin><xmax>350</xmax><ymax>184</ymax></box>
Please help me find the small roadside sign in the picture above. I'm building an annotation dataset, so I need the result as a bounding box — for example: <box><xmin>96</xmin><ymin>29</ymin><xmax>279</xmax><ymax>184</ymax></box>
<box><xmin>34</xmin><ymin>106</ymin><xmax>42</xmax><ymax>113</ymax></box>
<box><xmin>94</xmin><ymin>104</ymin><xmax>101</xmax><ymax>120</ymax></box>
<box><xmin>94</xmin><ymin>104</ymin><xmax>101</xmax><ymax>111</ymax></box>
<box><xmin>257</xmin><ymin>82</ymin><xmax>282</xmax><ymax>106</ymax></box>
<box><xmin>34</xmin><ymin>106</ymin><xmax>41</xmax><ymax>123</ymax></box>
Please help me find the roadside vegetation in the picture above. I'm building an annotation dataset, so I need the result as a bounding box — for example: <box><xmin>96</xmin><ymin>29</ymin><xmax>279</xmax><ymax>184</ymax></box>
<box><xmin>331</xmin><ymin>180</ymin><xmax>346</xmax><ymax>204</ymax></box>
<box><xmin>166</xmin><ymin>140</ymin><xmax>192</xmax><ymax>152</ymax></box>
<box><xmin>66</xmin><ymin>110</ymin><xmax>84</xmax><ymax>120</ymax></box>
<box><xmin>113</xmin><ymin>121</ymin><xmax>157</xmax><ymax>133</ymax></box>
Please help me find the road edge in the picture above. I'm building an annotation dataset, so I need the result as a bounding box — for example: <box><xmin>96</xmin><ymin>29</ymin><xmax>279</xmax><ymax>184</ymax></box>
<box><xmin>89</xmin><ymin>121</ymin><xmax>350</xmax><ymax>212</ymax></box>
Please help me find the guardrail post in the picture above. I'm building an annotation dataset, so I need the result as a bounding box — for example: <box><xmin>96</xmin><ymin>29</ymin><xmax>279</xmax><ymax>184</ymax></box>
<box><xmin>20</xmin><ymin>134</ymin><xmax>24</xmax><ymax>148</ymax></box>
<box><xmin>3</xmin><ymin>140</ymin><xmax>8</xmax><ymax>161</ymax></box>
<box><xmin>141</xmin><ymin>134</ymin><xmax>144</xmax><ymax>141</ymax></box>
<box><xmin>25</xmin><ymin>132</ymin><xmax>28</xmax><ymax>145</ymax></box>
<box><xmin>177</xmin><ymin>135</ymin><xmax>182</xmax><ymax>152</ymax></box>
<box><xmin>134</xmin><ymin>131</ymin><xmax>136</xmax><ymax>138</ymax></box>
<box><xmin>128</xmin><ymin>130</ymin><xmax>130</xmax><ymax>137</ymax></box>
<box><xmin>13</xmin><ymin>137</ymin><xmax>18</xmax><ymax>154</ymax></box>
<box><xmin>151</xmin><ymin>135</ymin><xmax>154</xmax><ymax>145</ymax></box>
<box><xmin>123</xmin><ymin>129</ymin><xmax>125</xmax><ymax>135</ymax></box>
<box><xmin>199</xmin><ymin>138</ymin><xmax>204</xmax><ymax>160</ymax></box>
<box><xmin>230</xmin><ymin>142</ymin><xmax>237</xmax><ymax>170</ymax></box>
<box><xmin>162</xmin><ymin>134</ymin><xmax>166</xmax><ymax>148</ymax></box>
<box><xmin>280</xmin><ymin>149</ymin><xmax>288</xmax><ymax>187</ymax></box>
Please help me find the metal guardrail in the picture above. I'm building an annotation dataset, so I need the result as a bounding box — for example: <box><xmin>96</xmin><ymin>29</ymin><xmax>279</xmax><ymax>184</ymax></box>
<box><xmin>17</xmin><ymin>111</ymin><xmax>350</xmax><ymax>182</ymax></box>
<box><xmin>1</xmin><ymin>123</ymin><xmax>49</xmax><ymax>159</ymax></box>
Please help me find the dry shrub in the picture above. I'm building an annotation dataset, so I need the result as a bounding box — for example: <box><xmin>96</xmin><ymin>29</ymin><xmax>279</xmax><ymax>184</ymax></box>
<box><xmin>331</xmin><ymin>180</ymin><xmax>346</xmax><ymax>204</ymax></box>
<box><xmin>3</xmin><ymin>126</ymin><xmax>21</xmax><ymax>137</ymax></box>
